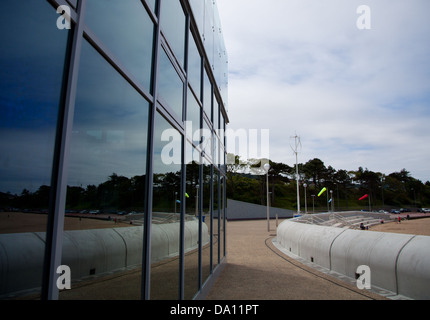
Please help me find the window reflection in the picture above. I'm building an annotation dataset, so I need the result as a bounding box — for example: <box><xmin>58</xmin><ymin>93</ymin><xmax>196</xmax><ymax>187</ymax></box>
<box><xmin>213</xmin><ymin>100</ymin><xmax>219</xmax><ymax>130</ymax></box>
<box><xmin>188</xmin><ymin>32</ymin><xmax>202</xmax><ymax>100</ymax></box>
<box><xmin>85</xmin><ymin>0</ymin><xmax>155</xmax><ymax>92</ymax></box>
<box><xmin>150</xmin><ymin>112</ymin><xmax>182</xmax><ymax>300</ymax></box>
<box><xmin>201</xmin><ymin>157</ymin><xmax>211</xmax><ymax>284</ymax></box>
<box><xmin>0</xmin><ymin>0</ymin><xmax>69</xmax><ymax>299</ymax></box>
<box><xmin>60</xmin><ymin>40</ymin><xmax>149</xmax><ymax>300</ymax></box>
<box><xmin>187</xmin><ymin>87</ymin><xmax>201</xmax><ymax>146</ymax></box>
<box><xmin>146</xmin><ymin>0</ymin><xmax>157</xmax><ymax>14</ymax></box>
<box><xmin>158</xmin><ymin>48</ymin><xmax>184</xmax><ymax>120</ymax></box>
<box><xmin>204</xmin><ymin>0</ymin><xmax>214</xmax><ymax>64</ymax></box>
<box><xmin>203</xmin><ymin>70</ymin><xmax>212</xmax><ymax>122</ymax></box>
<box><xmin>160</xmin><ymin>0</ymin><xmax>186</xmax><ymax>68</ymax></box>
<box><xmin>189</xmin><ymin>0</ymin><xmax>204</xmax><ymax>37</ymax></box>
<box><xmin>213</xmin><ymin>169</ymin><xmax>219</xmax><ymax>268</ymax></box>
<box><xmin>220</xmin><ymin>177</ymin><xmax>225</xmax><ymax>260</ymax></box>
<box><xmin>184</xmin><ymin>141</ymin><xmax>200</xmax><ymax>299</ymax></box>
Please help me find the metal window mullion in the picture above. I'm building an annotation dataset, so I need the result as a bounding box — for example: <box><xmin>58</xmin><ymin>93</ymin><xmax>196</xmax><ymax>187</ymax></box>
<box><xmin>198</xmin><ymin>155</ymin><xmax>203</xmax><ymax>291</ymax></box>
<box><xmin>217</xmin><ymin>172</ymin><xmax>221</xmax><ymax>265</ymax></box>
<box><xmin>209</xmin><ymin>163</ymin><xmax>213</xmax><ymax>273</ymax></box>
<box><xmin>223</xmin><ymin>174</ymin><xmax>227</xmax><ymax>258</ymax></box>
<box><xmin>142</xmin><ymin>0</ymin><xmax>162</xmax><ymax>301</ymax></box>
<box><xmin>44</xmin><ymin>0</ymin><xmax>87</xmax><ymax>300</ymax></box>
<box><xmin>179</xmin><ymin>136</ymin><xmax>186</xmax><ymax>300</ymax></box>
<box><xmin>178</xmin><ymin>9</ymin><xmax>191</xmax><ymax>301</ymax></box>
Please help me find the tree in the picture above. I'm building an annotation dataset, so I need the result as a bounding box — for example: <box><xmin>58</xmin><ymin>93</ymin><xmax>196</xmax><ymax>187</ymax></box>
<box><xmin>302</xmin><ymin>158</ymin><xmax>327</xmax><ymax>190</ymax></box>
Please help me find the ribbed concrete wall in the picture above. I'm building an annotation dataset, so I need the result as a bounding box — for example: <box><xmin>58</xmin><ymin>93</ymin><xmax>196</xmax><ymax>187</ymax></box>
<box><xmin>0</xmin><ymin>220</ymin><xmax>206</xmax><ymax>297</ymax></box>
<box><xmin>277</xmin><ymin>219</ymin><xmax>430</xmax><ymax>299</ymax></box>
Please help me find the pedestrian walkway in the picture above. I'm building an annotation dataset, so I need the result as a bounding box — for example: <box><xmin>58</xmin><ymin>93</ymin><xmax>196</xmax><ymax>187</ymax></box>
<box><xmin>205</xmin><ymin>219</ymin><xmax>386</xmax><ymax>300</ymax></box>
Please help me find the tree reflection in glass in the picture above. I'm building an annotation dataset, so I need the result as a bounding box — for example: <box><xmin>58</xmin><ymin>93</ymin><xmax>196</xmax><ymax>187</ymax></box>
<box><xmin>150</xmin><ymin>112</ymin><xmax>182</xmax><ymax>299</ymax></box>
<box><xmin>60</xmin><ymin>40</ymin><xmax>149</xmax><ymax>300</ymax></box>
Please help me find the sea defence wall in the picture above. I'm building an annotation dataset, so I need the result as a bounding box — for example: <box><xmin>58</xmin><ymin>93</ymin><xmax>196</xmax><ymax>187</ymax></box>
<box><xmin>277</xmin><ymin>219</ymin><xmax>430</xmax><ymax>299</ymax></box>
<box><xmin>0</xmin><ymin>219</ymin><xmax>206</xmax><ymax>297</ymax></box>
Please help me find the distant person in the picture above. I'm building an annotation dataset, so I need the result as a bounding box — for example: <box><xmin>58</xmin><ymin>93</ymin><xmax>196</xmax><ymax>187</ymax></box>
<box><xmin>360</xmin><ymin>222</ymin><xmax>365</xmax><ymax>230</ymax></box>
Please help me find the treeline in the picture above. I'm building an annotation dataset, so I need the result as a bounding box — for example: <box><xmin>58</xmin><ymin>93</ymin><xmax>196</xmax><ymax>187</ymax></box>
<box><xmin>227</xmin><ymin>155</ymin><xmax>430</xmax><ymax>211</ymax></box>
<box><xmin>0</xmin><ymin>173</ymin><xmax>148</xmax><ymax>213</ymax></box>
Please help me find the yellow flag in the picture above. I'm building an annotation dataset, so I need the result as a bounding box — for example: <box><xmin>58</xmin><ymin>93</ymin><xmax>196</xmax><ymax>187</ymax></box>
<box><xmin>318</xmin><ymin>187</ymin><xmax>327</xmax><ymax>197</ymax></box>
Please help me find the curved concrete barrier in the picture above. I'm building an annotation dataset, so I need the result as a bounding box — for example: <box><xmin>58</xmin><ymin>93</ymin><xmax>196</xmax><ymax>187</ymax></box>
<box><xmin>397</xmin><ymin>236</ymin><xmax>430</xmax><ymax>299</ymax></box>
<box><xmin>62</xmin><ymin>228</ymin><xmax>128</xmax><ymax>280</ymax></box>
<box><xmin>0</xmin><ymin>232</ymin><xmax>46</xmax><ymax>296</ymax></box>
<box><xmin>277</xmin><ymin>219</ymin><xmax>430</xmax><ymax>299</ymax></box>
<box><xmin>0</xmin><ymin>220</ymin><xmax>206</xmax><ymax>297</ymax></box>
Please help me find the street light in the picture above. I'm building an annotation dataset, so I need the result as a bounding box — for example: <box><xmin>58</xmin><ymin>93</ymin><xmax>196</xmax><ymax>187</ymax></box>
<box><xmin>330</xmin><ymin>190</ymin><xmax>334</xmax><ymax>212</ymax></box>
<box><xmin>175</xmin><ymin>192</ymin><xmax>178</xmax><ymax>214</ymax></box>
<box><xmin>303</xmin><ymin>183</ymin><xmax>308</xmax><ymax>213</ymax></box>
<box><xmin>311</xmin><ymin>195</ymin><xmax>315</xmax><ymax>213</ymax></box>
<box><xmin>264</xmin><ymin>163</ymin><xmax>270</xmax><ymax>232</ymax></box>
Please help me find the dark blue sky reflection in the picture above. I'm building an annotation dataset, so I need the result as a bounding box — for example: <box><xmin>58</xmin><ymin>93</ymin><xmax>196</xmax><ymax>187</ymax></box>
<box><xmin>0</xmin><ymin>0</ymin><xmax>69</xmax><ymax>194</ymax></box>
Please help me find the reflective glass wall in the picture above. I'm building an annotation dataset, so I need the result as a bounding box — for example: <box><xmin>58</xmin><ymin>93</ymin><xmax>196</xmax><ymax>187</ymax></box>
<box><xmin>0</xmin><ymin>0</ymin><xmax>228</xmax><ymax>300</ymax></box>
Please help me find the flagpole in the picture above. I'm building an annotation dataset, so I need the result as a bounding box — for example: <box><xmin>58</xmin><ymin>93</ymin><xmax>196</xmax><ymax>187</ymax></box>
<box><xmin>368</xmin><ymin>193</ymin><xmax>371</xmax><ymax>211</ymax></box>
<box><xmin>327</xmin><ymin>190</ymin><xmax>329</xmax><ymax>213</ymax></box>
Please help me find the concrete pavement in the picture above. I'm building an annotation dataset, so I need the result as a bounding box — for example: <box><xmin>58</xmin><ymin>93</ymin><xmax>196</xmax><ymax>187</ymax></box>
<box><xmin>205</xmin><ymin>219</ymin><xmax>386</xmax><ymax>300</ymax></box>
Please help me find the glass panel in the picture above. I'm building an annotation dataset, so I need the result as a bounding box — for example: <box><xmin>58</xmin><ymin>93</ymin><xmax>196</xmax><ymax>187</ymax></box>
<box><xmin>201</xmin><ymin>157</ymin><xmax>211</xmax><ymax>284</ymax></box>
<box><xmin>203</xmin><ymin>70</ymin><xmax>212</xmax><ymax>122</ymax></box>
<box><xmin>67</xmin><ymin>0</ymin><xmax>77</xmax><ymax>9</ymax></box>
<box><xmin>220</xmin><ymin>177</ymin><xmax>225</xmax><ymax>259</ymax></box>
<box><xmin>60</xmin><ymin>40</ymin><xmax>149</xmax><ymax>300</ymax></box>
<box><xmin>213</xmin><ymin>169</ymin><xmax>219</xmax><ymax>268</ymax></box>
<box><xmin>204</xmin><ymin>0</ymin><xmax>214</xmax><ymax>66</ymax></box>
<box><xmin>85</xmin><ymin>0</ymin><xmax>155</xmax><ymax>92</ymax></box>
<box><xmin>189</xmin><ymin>0</ymin><xmax>204</xmax><ymax>38</ymax></box>
<box><xmin>188</xmin><ymin>31</ymin><xmax>202</xmax><ymax>101</ymax></box>
<box><xmin>219</xmin><ymin>114</ymin><xmax>225</xmax><ymax>146</ymax></box>
<box><xmin>158</xmin><ymin>48</ymin><xmax>184</xmax><ymax>120</ymax></box>
<box><xmin>146</xmin><ymin>0</ymin><xmax>157</xmax><ymax>14</ymax></box>
<box><xmin>0</xmin><ymin>0</ymin><xmax>69</xmax><ymax>299</ymax></box>
<box><xmin>214</xmin><ymin>137</ymin><xmax>220</xmax><ymax>168</ymax></box>
<box><xmin>213</xmin><ymin>99</ymin><xmax>219</xmax><ymax>130</ymax></box>
<box><xmin>186</xmin><ymin>88</ymin><xmax>201</xmax><ymax>146</ymax></box>
<box><xmin>202</xmin><ymin>119</ymin><xmax>212</xmax><ymax>162</ymax></box>
<box><xmin>151</xmin><ymin>112</ymin><xmax>182</xmax><ymax>300</ymax></box>
<box><xmin>160</xmin><ymin>0</ymin><xmax>186</xmax><ymax>68</ymax></box>
<box><xmin>184</xmin><ymin>141</ymin><xmax>200</xmax><ymax>299</ymax></box>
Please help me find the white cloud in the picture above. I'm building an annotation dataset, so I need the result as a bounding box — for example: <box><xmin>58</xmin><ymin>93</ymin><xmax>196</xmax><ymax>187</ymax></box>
<box><xmin>217</xmin><ymin>0</ymin><xmax>430</xmax><ymax>181</ymax></box>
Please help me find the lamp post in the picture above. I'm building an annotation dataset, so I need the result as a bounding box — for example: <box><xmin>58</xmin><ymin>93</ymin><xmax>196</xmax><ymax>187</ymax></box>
<box><xmin>381</xmin><ymin>175</ymin><xmax>385</xmax><ymax>210</ymax></box>
<box><xmin>303</xmin><ymin>183</ymin><xmax>308</xmax><ymax>213</ymax></box>
<box><xmin>327</xmin><ymin>189</ymin><xmax>329</xmax><ymax>213</ymax></box>
<box><xmin>264</xmin><ymin>163</ymin><xmax>270</xmax><ymax>232</ymax></box>
<box><xmin>311</xmin><ymin>195</ymin><xmax>315</xmax><ymax>213</ymax></box>
<box><xmin>330</xmin><ymin>190</ymin><xmax>334</xmax><ymax>212</ymax></box>
<box><xmin>175</xmin><ymin>192</ymin><xmax>178</xmax><ymax>214</ymax></box>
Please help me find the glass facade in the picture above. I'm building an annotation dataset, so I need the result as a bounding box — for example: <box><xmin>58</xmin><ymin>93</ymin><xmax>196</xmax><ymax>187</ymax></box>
<box><xmin>0</xmin><ymin>0</ymin><xmax>228</xmax><ymax>300</ymax></box>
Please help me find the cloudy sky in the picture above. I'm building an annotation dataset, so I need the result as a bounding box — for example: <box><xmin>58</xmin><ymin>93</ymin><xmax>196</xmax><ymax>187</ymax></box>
<box><xmin>216</xmin><ymin>0</ymin><xmax>430</xmax><ymax>182</ymax></box>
